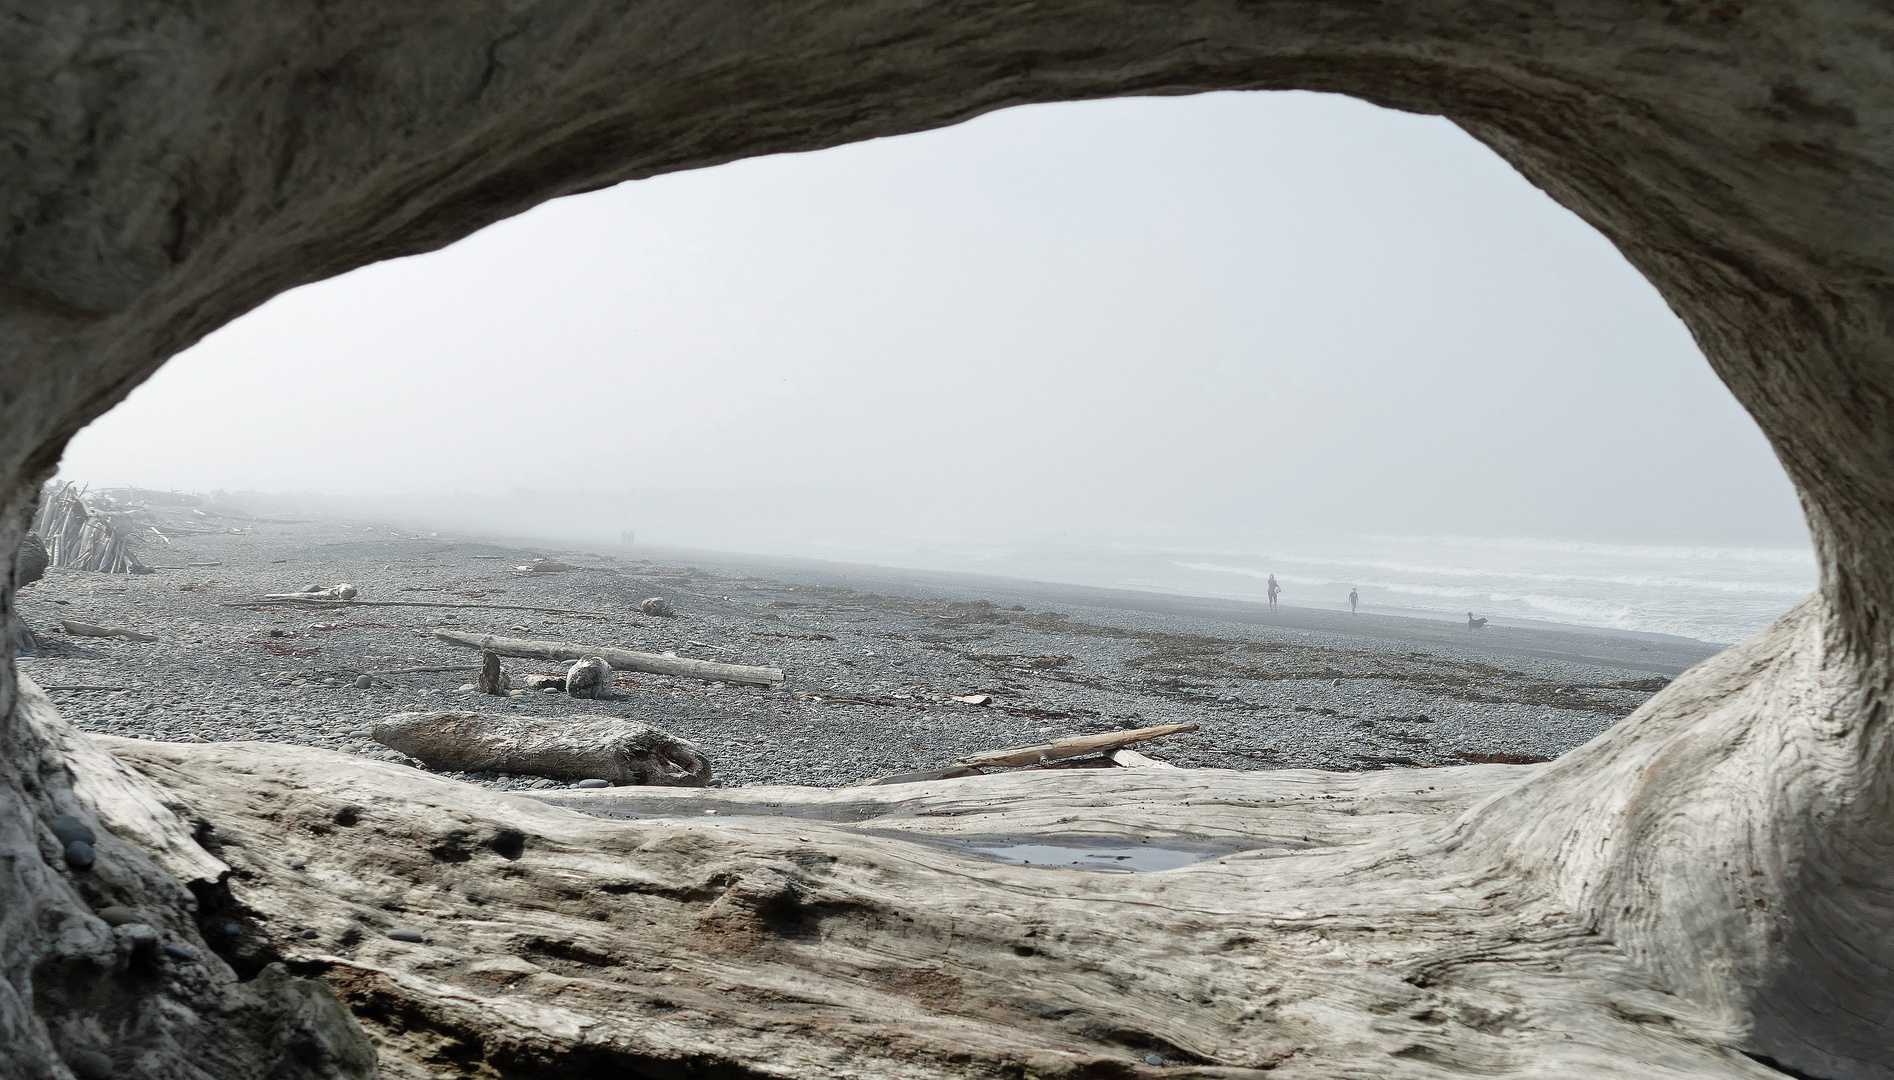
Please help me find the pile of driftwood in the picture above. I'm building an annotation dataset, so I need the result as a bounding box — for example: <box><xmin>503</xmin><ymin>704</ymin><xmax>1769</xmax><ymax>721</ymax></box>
<box><xmin>30</xmin><ymin>483</ymin><xmax>151</xmax><ymax>574</ymax></box>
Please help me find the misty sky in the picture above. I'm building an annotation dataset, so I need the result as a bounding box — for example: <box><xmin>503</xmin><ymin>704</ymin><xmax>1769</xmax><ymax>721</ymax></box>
<box><xmin>63</xmin><ymin>90</ymin><xmax>1808</xmax><ymax>550</ymax></box>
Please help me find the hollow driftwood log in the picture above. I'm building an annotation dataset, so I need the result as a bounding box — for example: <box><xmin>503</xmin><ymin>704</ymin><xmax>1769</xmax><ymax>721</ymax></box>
<box><xmin>371</xmin><ymin>710</ymin><xmax>712</xmax><ymax>786</ymax></box>
<box><xmin>434</xmin><ymin>630</ymin><xmax>785</xmax><ymax>686</ymax></box>
<box><xmin>3</xmin><ymin>2</ymin><xmax>1894</xmax><ymax>1078</ymax></box>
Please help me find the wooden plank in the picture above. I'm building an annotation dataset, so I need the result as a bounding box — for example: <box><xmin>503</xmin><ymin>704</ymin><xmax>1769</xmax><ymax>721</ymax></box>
<box><xmin>953</xmin><ymin>723</ymin><xmax>1199</xmax><ymax>769</ymax></box>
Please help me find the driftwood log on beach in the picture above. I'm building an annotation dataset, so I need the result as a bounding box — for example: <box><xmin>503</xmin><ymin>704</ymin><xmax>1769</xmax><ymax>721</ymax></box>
<box><xmin>5</xmin><ymin>1</ymin><xmax>1894</xmax><ymax>1077</ymax></box>
<box><xmin>60</xmin><ymin>620</ymin><xmax>158</xmax><ymax>643</ymax></box>
<box><xmin>433</xmin><ymin>630</ymin><xmax>785</xmax><ymax>686</ymax></box>
<box><xmin>371</xmin><ymin>709</ymin><xmax>712</xmax><ymax>786</ymax></box>
<box><xmin>953</xmin><ymin>722</ymin><xmax>1199</xmax><ymax>769</ymax></box>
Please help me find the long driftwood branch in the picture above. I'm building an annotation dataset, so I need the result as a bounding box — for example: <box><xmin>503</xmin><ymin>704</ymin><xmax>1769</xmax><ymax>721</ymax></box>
<box><xmin>953</xmin><ymin>723</ymin><xmax>1199</xmax><ymax>769</ymax></box>
<box><xmin>433</xmin><ymin>630</ymin><xmax>785</xmax><ymax>686</ymax></box>
<box><xmin>60</xmin><ymin>620</ymin><xmax>158</xmax><ymax>642</ymax></box>
<box><xmin>230</xmin><ymin>598</ymin><xmax>605</xmax><ymax>616</ymax></box>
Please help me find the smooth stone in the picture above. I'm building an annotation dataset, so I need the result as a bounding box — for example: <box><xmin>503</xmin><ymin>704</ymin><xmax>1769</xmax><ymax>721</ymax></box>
<box><xmin>222</xmin><ymin>922</ymin><xmax>242</xmax><ymax>935</ymax></box>
<box><xmin>162</xmin><ymin>945</ymin><xmax>196</xmax><ymax>962</ymax></box>
<box><xmin>66</xmin><ymin>1049</ymin><xmax>113</xmax><ymax>1080</ymax></box>
<box><xmin>575</xmin><ymin>778</ymin><xmax>610</xmax><ymax>789</ymax></box>
<box><xmin>386</xmin><ymin>929</ymin><xmax>425</xmax><ymax>943</ymax></box>
<box><xmin>354</xmin><ymin>675</ymin><xmax>372</xmax><ymax>689</ymax></box>
<box><xmin>64</xmin><ymin>840</ymin><xmax>95</xmax><ymax>869</ymax></box>
<box><xmin>300</xmin><ymin>929</ymin><xmax>318</xmax><ymax>939</ymax></box>
<box><xmin>51</xmin><ymin>814</ymin><xmax>95</xmax><ymax>846</ymax></box>
<box><xmin>289</xmin><ymin>859</ymin><xmax>306</xmax><ymax>870</ymax></box>
<box><xmin>96</xmin><ymin>905</ymin><xmax>143</xmax><ymax>927</ymax></box>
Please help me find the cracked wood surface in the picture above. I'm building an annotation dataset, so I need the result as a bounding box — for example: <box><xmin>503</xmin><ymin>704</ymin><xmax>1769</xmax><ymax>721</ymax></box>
<box><xmin>103</xmin><ymin>724</ymin><xmax>1775</xmax><ymax>1080</ymax></box>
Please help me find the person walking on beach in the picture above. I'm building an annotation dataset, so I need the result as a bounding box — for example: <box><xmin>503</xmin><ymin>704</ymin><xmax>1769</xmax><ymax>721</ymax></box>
<box><xmin>1349</xmin><ymin>587</ymin><xmax>1359</xmax><ymax>614</ymax></box>
<box><xmin>1267</xmin><ymin>574</ymin><xmax>1280</xmax><ymax>611</ymax></box>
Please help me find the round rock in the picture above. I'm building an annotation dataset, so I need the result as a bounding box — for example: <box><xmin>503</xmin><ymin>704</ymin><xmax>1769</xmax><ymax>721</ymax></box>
<box><xmin>575</xmin><ymin>778</ymin><xmax>610</xmax><ymax>789</ymax></box>
<box><xmin>51</xmin><ymin>815</ymin><xmax>95</xmax><ymax>846</ymax></box>
<box><xmin>386</xmin><ymin>929</ymin><xmax>425</xmax><ymax>943</ymax></box>
<box><xmin>96</xmin><ymin>905</ymin><xmax>143</xmax><ymax>927</ymax></box>
<box><xmin>64</xmin><ymin>840</ymin><xmax>95</xmax><ymax>869</ymax></box>
<box><xmin>66</xmin><ymin>1049</ymin><xmax>112</xmax><ymax>1080</ymax></box>
<box><xmin>354</xmin><ymin>675</ymin><xmax>372</xmax><ymax>689</ymax></box>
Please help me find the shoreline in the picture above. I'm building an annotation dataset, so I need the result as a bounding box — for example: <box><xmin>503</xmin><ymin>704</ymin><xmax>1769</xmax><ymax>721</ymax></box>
<box><xmin>502</xmin><ymin>536</ymin><xmax>1728</xmax><ymax>676</ymax></box>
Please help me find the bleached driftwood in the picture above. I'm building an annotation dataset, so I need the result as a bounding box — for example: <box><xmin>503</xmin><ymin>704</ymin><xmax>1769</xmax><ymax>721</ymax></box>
<box><xmin>371</xmin><ymin>710</ymin><xmax>711</xmax><ymax>785</ymax></box>
<box><xmin>60</xmin><ymin>620</ymin><xmax>158</xmax><ymax>642</ymax></box>
<box><xmin>88</xmin><ymin>730</ymin><xmax>1793</xmax><ymax>1080</ymax></box>
<box><xmin>434</xmin><ymin>630</ymin><xmax>784</xmax><ymax>686</ymax></box>
<box><xmin>953</xmin><ymin>723</ymin><xmax>1199</xmax><ymax>769</ymax></box>
<box><xmin>0</xmin><ymin>679</ymin><xmax>377</xmax><ymax>1077</ymax></box>
<box><xmin>565</xmin><ymin>656</ymin><xmax>611</xmax><ymax>699</ymax></box>
<box><xmin>10</xmin><ymin>2</ymin><xmax>1894</xmax><ymax>1077</ymax></box>
<box><xmin>233</xmin><ymin>598</ymin><xmax>605</xmax><ymax>616</ymax></box>
<box><xmin>263</xmin><ymin>583</ymin><xmax>357</xmax><ymax>600</ymax></box>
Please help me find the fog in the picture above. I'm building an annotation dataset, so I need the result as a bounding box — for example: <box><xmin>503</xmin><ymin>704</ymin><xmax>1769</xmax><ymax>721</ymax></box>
<box><xmin>63</xmin><ymin>90</ymin><xmax>1807</xmax><ymax>570</ymax></box>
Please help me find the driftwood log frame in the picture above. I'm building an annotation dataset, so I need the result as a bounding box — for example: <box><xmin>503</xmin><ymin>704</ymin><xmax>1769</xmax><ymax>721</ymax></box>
<box><xmin>2</xmin><ymin>3</ymin><xmax>1891</xmax><ymax>1078</ymax></box>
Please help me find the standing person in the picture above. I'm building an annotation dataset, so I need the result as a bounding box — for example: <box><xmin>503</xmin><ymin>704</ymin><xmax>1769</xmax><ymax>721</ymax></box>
<box><xmin>1267</xmin><ymin>574</ymin><xmax>1281</xmax><ymax>611</ymax></box>
<box><xmin>1349</xmin><ymin>586</ymin><xmax>1359</xmax><ymax>614</ymax></box>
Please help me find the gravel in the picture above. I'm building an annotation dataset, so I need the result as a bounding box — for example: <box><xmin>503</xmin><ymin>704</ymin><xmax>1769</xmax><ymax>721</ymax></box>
<box><xmin>12</xmin><ymin>516</ymin><xmax>1716</xmax><ymax>789</ymax></box>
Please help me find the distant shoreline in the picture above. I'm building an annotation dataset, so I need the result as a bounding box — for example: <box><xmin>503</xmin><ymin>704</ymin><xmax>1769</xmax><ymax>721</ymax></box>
<box><xmin>542</xmin><ymin>540</ymin><xmax>1730</xmax><ymax>677</ymax></box>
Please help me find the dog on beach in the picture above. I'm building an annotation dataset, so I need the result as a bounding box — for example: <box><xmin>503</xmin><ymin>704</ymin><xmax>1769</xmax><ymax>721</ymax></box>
<box><xmin>1467</xmin><ymin>613</ymin><xmax>1488</xmax><ymax>630</ymax></box>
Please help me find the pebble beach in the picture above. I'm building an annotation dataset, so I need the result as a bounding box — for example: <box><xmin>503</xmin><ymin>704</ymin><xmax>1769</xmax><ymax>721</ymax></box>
<box><xmin>13</xmin><ymin>512</ymin><xmax>1727</xmax><ymax>791</ymax></box>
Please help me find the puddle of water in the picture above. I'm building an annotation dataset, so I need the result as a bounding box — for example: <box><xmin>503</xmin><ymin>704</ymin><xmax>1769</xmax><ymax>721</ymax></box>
<box><xmin>966</xmin><ymin>841</ymin><xmax>1215</xmax><ymax>872</ymax></box>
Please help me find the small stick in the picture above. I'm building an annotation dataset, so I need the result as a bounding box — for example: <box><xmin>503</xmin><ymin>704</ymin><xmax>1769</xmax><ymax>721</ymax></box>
<box><xmin>38</xmin><ymin>684</ymin><xmax>135</xmax><ymax>691</ymax></box>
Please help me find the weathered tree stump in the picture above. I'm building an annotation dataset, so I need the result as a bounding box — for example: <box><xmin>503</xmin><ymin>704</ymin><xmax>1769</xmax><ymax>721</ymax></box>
<box><xmin>564</xmin><ymin>656</ymin><xmax>610</xmax><ymax>699</ymax></box>
<box><xmin>475</xmin><ymin>649</ymin><xmax>508</xmax><ymax>696</ymax></box>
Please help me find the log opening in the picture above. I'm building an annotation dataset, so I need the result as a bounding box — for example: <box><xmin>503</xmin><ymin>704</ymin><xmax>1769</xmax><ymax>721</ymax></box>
<box><xmin>2</xmin><ymin>3</ymin><xmax>1892</xmax><ymax>1077</ymax></box>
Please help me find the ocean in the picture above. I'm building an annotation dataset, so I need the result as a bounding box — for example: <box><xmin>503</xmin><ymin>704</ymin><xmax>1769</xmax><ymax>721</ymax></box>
<box><xmin>786</xmin><ymin>532</ymin><xmax>1817</xmax><ymax>646</ymax></box>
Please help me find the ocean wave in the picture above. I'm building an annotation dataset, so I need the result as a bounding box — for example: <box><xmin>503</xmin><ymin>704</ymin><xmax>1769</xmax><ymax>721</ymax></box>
<box><xmin>1173</xmin><ymin>560</ymin><xmax>1812</xmax><ymax>597</ymax></box>
<box><xmin>1357</xmin><ymin>533</ymin><xmax>1817</xmax><ymax>566</ymax></box>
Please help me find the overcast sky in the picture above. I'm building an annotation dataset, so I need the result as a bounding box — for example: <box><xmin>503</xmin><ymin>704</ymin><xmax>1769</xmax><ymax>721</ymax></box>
<box><xmin>61</xmin><ymin>90</ymin><xmax>1808</xmax><ymax>551</ymax></box>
